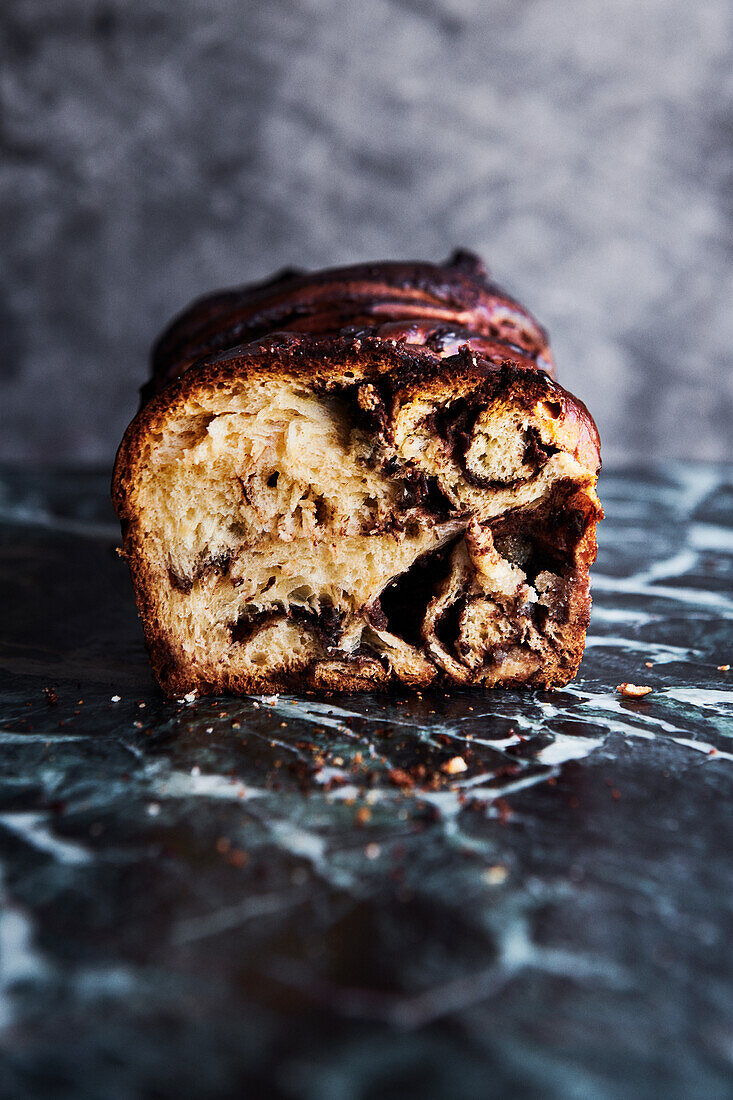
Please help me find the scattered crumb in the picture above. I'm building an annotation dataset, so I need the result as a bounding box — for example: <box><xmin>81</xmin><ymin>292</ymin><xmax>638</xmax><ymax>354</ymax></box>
<box><xmin>718</xmin><ymin>664</ymin><xmax>730</xmax><ymax>672</ymax></box>
<box><xmin>442</xmin><ymin>755</ymin><xmax>468</xmax><ymax>775</ymax></box>
<box><xmin>227</xmin><ymin>849</ymin><xmax>248</xmax><ymax>867</ymax></box>
<box><xmin>365</xmin><ymin>843</ymin><xmax>381</xmax><ymax>860</ymax></box>
<box><xmin>387</xmin><ymin>767</ymin><xmax>414</xmax><ymax>789</ymax></box>
<box><xmin>183</xmin><ymin>691</ymin><xmax>196</xmax><ymax>703</ymax></box>
<box><xmin>43</xmin><ymin>687</ymin><xmax>59</xmax><ymax>706</ymax></box>
<box><xmin>111</xmin><ymin>695</ymin><xmax>121</xmax><ymax>703</ymax></box>
<box><xmin>617</xmin><ymin>683</ymin><xmax>653</xmax><ymax>698</ymax></box>
<box><xmin>494</xmin><ymin>798</ymin><xmax>513</xmax><ymax>824</ymax></box>
<box><xmin>644</xmin><ymin>661</ymin><xmax>653</xmax><ymax>669</ymax></box>
<box><xmin>354</xmin><ymin>806</ymin><xmax>371</xmax><ymax>826</ymax></box>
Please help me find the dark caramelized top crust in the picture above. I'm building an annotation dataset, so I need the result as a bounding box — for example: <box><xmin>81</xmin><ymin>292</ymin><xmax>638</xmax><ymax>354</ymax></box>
<box><xmin>147</xmin><ymin>250</ymin><xmax>556</xmax><ymax>401</ymax></box>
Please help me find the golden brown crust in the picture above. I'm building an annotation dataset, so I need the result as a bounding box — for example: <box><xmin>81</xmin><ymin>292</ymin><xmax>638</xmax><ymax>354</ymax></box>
<box><xmin>114</xmin><ymin>255</ymin><xmax>601</xmax><ymax>699</ymax></box>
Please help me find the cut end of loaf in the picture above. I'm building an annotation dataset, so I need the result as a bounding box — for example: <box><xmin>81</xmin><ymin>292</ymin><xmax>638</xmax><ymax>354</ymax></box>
<box><xmin>114</xmin><ymin>338</ymin><xmax>601</xmax><ymax>697</ymax></box>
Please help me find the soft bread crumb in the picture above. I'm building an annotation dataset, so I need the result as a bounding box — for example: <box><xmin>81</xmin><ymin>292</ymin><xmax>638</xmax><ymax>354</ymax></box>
<box><xmin>617</xmin><ymin>683</ymin><xmax>653</xmax><ymax>698</ymax></box>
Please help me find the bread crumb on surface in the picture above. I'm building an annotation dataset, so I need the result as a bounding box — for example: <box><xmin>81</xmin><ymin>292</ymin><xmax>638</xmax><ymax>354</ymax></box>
<box><xmin>442</xmin><ymin>755</ymin><xmax>468</xmax><ymax>775</ymax></box>
<box><xmin>617</xmin><ymin>683</ymin><xmax>653</xmax><ymax>698</ymax></box>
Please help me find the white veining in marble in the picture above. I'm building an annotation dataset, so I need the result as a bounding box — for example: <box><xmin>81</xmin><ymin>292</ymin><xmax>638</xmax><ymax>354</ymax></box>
<box><xmin>0</xmin><ymin>812</ymin><xmax>92</xmax><ymax>866</ymax></box>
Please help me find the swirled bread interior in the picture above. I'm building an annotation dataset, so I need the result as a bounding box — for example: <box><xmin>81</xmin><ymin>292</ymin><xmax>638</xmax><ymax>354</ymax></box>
<box><xmin>114</xmin><ymin>324</ymin><xmax>601</xmax><ymax>696</ymax></box>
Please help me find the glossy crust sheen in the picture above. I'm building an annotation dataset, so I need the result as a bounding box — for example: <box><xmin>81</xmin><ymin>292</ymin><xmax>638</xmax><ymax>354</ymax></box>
<box><xmin>147</xmin><ymin>249</ymin><xmax>555</xmax><ymax>397</ymax></box>
<box><xmin>114</xmin><ymin>252</ymin><xmax>601</xmax><ymax>698</ymax></box>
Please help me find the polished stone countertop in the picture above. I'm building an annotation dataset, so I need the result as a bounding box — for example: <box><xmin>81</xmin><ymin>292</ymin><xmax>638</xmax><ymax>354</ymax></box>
<box><xmin>0</xmin><ymin>464</ymin><xmax>732</xmax><ymax>1099</ymax></box>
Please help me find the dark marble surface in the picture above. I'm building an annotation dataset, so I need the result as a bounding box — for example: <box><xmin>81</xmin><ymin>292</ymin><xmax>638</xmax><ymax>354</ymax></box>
<box><xmin>0</xmin><ymin>463</ymin><xmax>732</xmax><ymax>1099</ymax></box>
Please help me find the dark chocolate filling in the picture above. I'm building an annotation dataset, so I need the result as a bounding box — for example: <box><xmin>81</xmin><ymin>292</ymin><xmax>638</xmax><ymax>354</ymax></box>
<box><xmin>289</xmin><ymin>603</ymin><xmax>344</xmax><ymax>650</ymax></box>
<box><xmin>522</xmin><ymin>426</ymin><xmax>560</xmax><ymax>467</ymax></box>
<box><xmin>376</xmin><ymin>537</ymin><xmax>461</xmax><ymax>646</ymax></box>
<box><xmin>168</xmin><ymin>568</ymin><xmax>193</xmax><ymax>594</ymax></box>
<box><xmin>230</xmin><ymin>601</ymin><xmax>344</xmax><ymax>650</ymax></box>
<box><xmin>436</xmin><ymin>593</ymin><xmax>468</xmax><ymax>653</ymax></box>
<box><xmin>169</xmin><ymin>549</ymin><xmax>232</xmax><ymax>593</ymax></box>
<box><xmin>423</xmin><ymin>372</ymin><xmax>561</xmax><ymax>490</ymax></box>
<box><xmin>230</xmin><ymin>608</ymin><xmax>282</xmax><ymax>645</ymax></box>
<box><xmin>489</xmin><ymin>513</ymin><xmax>572</xmax><ymax>625</ymax></box>
<box><xmin>395</xmin><ymin>468</ymin><xmax>454</xmax><ymax>518</ymax></box>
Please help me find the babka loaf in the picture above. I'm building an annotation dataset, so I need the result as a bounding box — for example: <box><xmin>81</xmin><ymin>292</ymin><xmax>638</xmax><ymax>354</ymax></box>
<box><xmin>113</xmin><ymin>251</ymin><xmax>602</xmax><ymax>697</ymax></box>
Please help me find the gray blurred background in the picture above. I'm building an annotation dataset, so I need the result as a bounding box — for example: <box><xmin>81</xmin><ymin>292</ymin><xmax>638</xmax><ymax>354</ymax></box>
<box><xmin>2</xmin><ymin>0</ymin><xmax>732</xmax><ymax>465</ymax></box>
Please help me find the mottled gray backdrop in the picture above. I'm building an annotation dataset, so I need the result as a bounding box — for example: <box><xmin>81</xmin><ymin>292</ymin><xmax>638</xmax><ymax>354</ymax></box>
<box><xmin>2</xmin><ymin>0</ymin><xmax>732</xmax><ymax>464</ymax></box>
